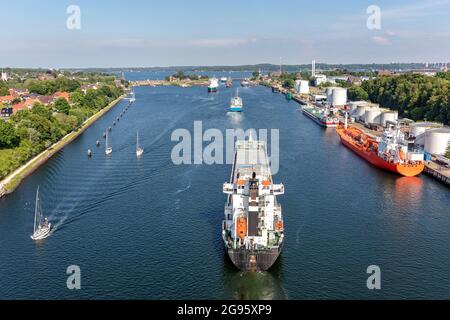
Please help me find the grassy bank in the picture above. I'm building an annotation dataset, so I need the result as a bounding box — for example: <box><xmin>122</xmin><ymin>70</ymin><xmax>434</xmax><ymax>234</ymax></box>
<box><xmin>0</xmin><ymin>95</ymin><xmax>125</xmax><ymax>197</ymax></box>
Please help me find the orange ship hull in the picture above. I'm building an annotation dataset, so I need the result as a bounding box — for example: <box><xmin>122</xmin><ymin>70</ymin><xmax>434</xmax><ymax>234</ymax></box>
<box><xmin>336</xmin><ymin>126</ymin><xmax>424</xmax><ymax>177</ymax></box>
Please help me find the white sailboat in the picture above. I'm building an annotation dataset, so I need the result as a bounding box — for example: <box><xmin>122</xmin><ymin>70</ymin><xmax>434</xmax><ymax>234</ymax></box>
<box><xmin>136</xmin><ymin>131</ymin><xmax>144</xmax><ymax>157</ymax></box>
<box><xmin>105</xmin><ymin>130</ymin><xmax>113</xmax><ymax>155</ymax></box>
<box><xmin>30</xmin><ymin>187</ymin><xmax>51</xmax><ymax>241</ymax></box>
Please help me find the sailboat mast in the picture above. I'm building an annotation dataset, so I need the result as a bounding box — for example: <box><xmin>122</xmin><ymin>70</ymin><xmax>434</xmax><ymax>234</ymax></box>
<box><xmin>34</xmin><ymin>187</ymin><xmax>40</xmax><ymax>233</ymax></box>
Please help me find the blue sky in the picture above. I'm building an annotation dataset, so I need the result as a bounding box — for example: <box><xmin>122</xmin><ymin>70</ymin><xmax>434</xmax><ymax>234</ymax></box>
<box><xmin>1</xmin><ymin>0</ymin><xmax>450</xmax><ymax>67</ymax></box>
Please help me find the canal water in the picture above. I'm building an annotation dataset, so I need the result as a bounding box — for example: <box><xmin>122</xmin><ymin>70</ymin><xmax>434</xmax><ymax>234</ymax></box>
<box><xmin>1</xmin><ymin>83</ymin><xmax>449</xmax><ymax>299</ymax></box>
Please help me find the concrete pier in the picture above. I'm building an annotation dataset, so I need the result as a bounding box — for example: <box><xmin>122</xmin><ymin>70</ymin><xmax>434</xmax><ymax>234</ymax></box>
<box><xmin>424</xmin><ymin>161</ymin><xmax>450</xmax><ymax>186</ymax></box>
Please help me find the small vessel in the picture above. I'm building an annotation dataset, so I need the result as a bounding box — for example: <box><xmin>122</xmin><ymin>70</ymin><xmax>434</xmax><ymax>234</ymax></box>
<box><xmin>105</xmin><ymin>131</ymin><xmax>113</xmax><ymax>155</ymax></box>
<box><xmin>87</xmin><ymin>149</ymin><xmax>92</xmax><ymax>157</ymax></box>
<box><xmin>220</xmin><ymin>77</ymin><xmax>228</xmax><ymax>83</ymax></box>
<box><xmin>226</xmin><ymin>77</ymin><xmax>233</xmax><ymax>88</ymax></box>
<box><xmin>96</xmin><ymin>140</ymin><xmax>100</xmax><ymax>147</ymax></box>
<box><xmin>108</xmin><ymin>126</ymin><xmax>112</xmax><ymax>132</ymax></box>
<box><xmin>136</xmin><ymin>131</ymin><xmax>144</xmax><ymax>157</ymax></box>
<box><xmin>113</xmin><ymin>121</ymin><xmax>116</xmax><ymax>126</ymax></box>
<box><xmin>241</xmin><ymin>79</ymin><xmax>250</xmax><ymax>87</ymax></box>
<box><xmin>129</xmin><ymin>90</ymin><xmax>136</xmax><ymax>103</ymax></box>
<box><xmin>103</xmin><ymin>132</ymin><xmax>106</xmax><ymax>138</ymax></box>
<box><xmin>302</xmin><ymin>105</ymin><xmax>339</xmax><ymax>128</ymax></box>
<box><xmin>208</xmin><ymin>77</ymin><xmax>219</xmax><ymax>93</ymax></box>
<box><xmin>336</xmin><ymin>119</ymin><xmax>425</xmax><ymax>177</ymax></box>
<box><xmin>285</xmin><ymin>92</ymin><xmax>292</xmax><ymax>100</ymax></box>
<box><xmin>223</xmin><ymin>138</ymin><xmax>285</xmax><ymax>271</ymax></box>
<box><xmin>30</xmin><ymin>187</ymin><xmax>52</xmax><ymax>241</ymax></box>
<box><xmin>229</xmin><ymin>88</ymin><xmax>243</xmax><ymax>112</ymax></box>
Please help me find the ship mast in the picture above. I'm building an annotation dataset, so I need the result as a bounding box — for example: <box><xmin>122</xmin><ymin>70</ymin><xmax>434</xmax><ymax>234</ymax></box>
<box><xmin>34</xmin><ymin>186</ymin><xmax>40</xmax><ymax>233</ymax></box>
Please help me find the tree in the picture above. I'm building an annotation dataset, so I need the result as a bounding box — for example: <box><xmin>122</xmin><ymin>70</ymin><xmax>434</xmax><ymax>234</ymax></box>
<box><xmin>0</xmin><ymin>82</ymin><xmax>9</xmax><ymax>96</ymax></box>
<box><xmin>283</xmin><ymin>79</ymin><xmax>295</xmax><ymax>89</ymax></box>
<box><xmin>0</xmin><ymin>120</ymin><xmax>20</xmax><ymax>148</ymax></box>
<box><xmin>54</xmin><ymin>98</ymin><xmax>70</xmax><ymax>114</ymax></box>
<box><xmin>348</xmin><ymin>85</ymin><xmax>369</xmax><ymax>101</ymax></box>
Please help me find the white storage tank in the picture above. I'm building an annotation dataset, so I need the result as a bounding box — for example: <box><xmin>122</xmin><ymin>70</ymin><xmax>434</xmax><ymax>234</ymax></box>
<box><xmin>355</xmin><ymin>105</ymin><xmax>366</xmax><ymax>118</ymax></box>
<box><xmin>380</xmin><ymin>111</ymin><xmax>398</xmax><ymax>126</ymax></box>
<box><xmin>410</xmin><ymin>122</ymin><xmax>443</xmax><ymax>138</ymax></box>
<box><xmin>295</xmin><ymin>80</ymin><xmax>309</xmax><ymax>94</ymax></box>
<box><xmin>424</xmin><ymin>128</ymin><xmax>450</xmax><ymax>155</ymax></box>
<box><xmin>364</xmin><ymin>108</ymin><xmax>382</xmax><ymax>124</ymax></box>
<box><xmin>326</xmin><ymin>87</ymin><xmax>336</xmax><ymax>104</ymax></box>
<box><xmin>331</xmin><ymin>88</ymin><xmax>348</xmax><ymax>106</ymax></box>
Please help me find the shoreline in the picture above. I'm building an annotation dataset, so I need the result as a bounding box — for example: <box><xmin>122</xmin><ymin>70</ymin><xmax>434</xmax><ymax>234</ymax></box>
<box><xmin>0</xmin><ymin>95</ymin><xmax>125</xmax><ymax>198</ymax></box>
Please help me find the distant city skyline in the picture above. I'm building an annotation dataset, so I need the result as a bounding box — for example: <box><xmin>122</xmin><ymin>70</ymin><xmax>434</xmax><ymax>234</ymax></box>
<box><xmin>1</xmin><ymin>0</ymin><xmax>450</xmax><ymax>68</ymax></box>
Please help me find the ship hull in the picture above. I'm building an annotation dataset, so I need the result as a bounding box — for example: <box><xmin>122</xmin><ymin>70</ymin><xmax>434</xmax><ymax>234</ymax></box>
<box><xmin>337</xmin><ymin>128</ymin><xmax>424</xmax><ymax>177</ymax></box>
<box><xmin>229</xmin><ymin>107</ymin><xmax>242</xmax><ymax>112</ymax></box>
<box><xmin>208</xmin><ymin>87</ymin><xmax>218</xmax><ymax>93</ymax></box>
<box><xmin>302</xmin><ymin>108</ymin><xmax>339</xmax><ymax>128</ymax></box>
<box><xmin>226</xmin><ymin>245</ymin><xmax>282</xmax><ymax>271</ymax></box>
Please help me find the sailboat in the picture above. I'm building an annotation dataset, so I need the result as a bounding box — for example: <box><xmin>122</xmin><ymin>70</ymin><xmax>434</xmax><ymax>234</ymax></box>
<box><xmin>30</xmin><ymin>187</ymin><xmax>51</xmax><ymax>241</ymax></box>
<box><xmin>105</xmin><ymin>130</ymin><xmax>113</xmax><ymax>155</ymax></box>
<box><xmin>136</xmin><ymin>131</ymin><xmax>144</xmax><ymax>157</ymax></box>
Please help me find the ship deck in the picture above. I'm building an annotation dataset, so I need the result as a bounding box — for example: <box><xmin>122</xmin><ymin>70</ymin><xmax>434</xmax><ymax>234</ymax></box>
<box><xmin>232</xmin><ymin>141</ymin><xmax>272</xmax><ymax>183</ymax></box>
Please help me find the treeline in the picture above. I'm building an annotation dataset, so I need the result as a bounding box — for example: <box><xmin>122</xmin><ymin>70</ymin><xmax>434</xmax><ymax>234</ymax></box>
<box><xmin>0</xmin><ymin>84</ymin><xmax>124</xmax><ymax>179</ymax></box>
<box><xmin>347</xmin><ymin>73</ymin><xmax>449</xmax><ymax>124</ymax></box>
<box><xmin>165</xmin><ymin>71</ymin><xmax>209</xmax><ymax>81</ymax></box>
<box><xmin>24</xmin><ymin>77</ymin><xmax>81</xmax><ymax>95</ymax></box>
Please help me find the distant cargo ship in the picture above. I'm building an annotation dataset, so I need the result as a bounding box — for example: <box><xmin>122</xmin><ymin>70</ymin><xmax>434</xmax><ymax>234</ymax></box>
<box><xmin>302</xmin><ymin>105</ymin><xmax>339</xmax><ymax>127</ymax></box>
<box><xmin>208</xmin><ymin>77</ymin><xmax>219</xmax><ymax>93</ymax></box>
<box><xmin>336</xmin><ymin>124</ymin><xmax>425</xmax><ymax>177</ymax></box>
<box><xmin>223</xmin><ymin>138</ymin><xmax>285</xmax><ymax>271</ymax></box>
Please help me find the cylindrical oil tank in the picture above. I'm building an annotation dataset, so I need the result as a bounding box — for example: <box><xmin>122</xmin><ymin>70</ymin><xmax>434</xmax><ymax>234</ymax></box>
<box><xmin>424</xmin><ymin>128</ymin><xmax>450</xmax><ymax>155</ymax></box>
<box><xmin>326</xmin><ymin>87</ymin><xmax>335</xmax><ymax>104</ymax></box>
<box><xmin>410</xmin><ymin>122</ymin><xmax>443</xmax><ymax>138</ymax></box>
<box><xmin>380</xmin><ymin>111</ymin><xmax>398</xmax><ymax>126</ymax></box>
<box><xmin>298</xmin><ymin>80</ymin><xmax>309</xmax><ymax>94</ymax></box>
<box><xmin>364</xmin><ymin>108</ymin><xmax>382</xmax><ymax>124</ymax></box>
<box><xmin>355</xmin><ymin>105</ymin><xmax>366</xmax><ymax>118</ymax></box>
<box><xmin>331</xmin><ymin>88</ymin><xmax>347</xmax><ymax>106</ymax></box>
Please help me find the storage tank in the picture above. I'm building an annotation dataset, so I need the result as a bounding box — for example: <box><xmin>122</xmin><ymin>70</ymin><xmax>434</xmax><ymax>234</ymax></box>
<box><xmin>410</xmin><ymin>122</ymin><xmax>443</xmax><ymax>138</ymax></box>
<box><xmin>295</xmin><ymin>80</ymin><xmax>309</xmax><ymax>94</ymax></box>
<box><xmin>380</xmin><ymin>111</ymin><xmax>398</xmax><ymax>126</ymax></box>
<box><xmin>326</xmin><ymin>87</ymin><xmax>336</xmax><ymax>105</ymax></box>
<box><xmin>424</xmin><ymin>128</ymin><xmax>450</xmax><ymax>155</ymax></box>
<box><xmin>364</xmin><ymin>108</ymin><xmax>382</xmax><ymax>124</ymax></box>
<box><xmin>355</xmin><ymin>105</ymin><xmax>366</xmax><ymax>118</ymax></box>
<box><xmin>331</xmin><ymin>88</ymin><xmax>348</xmax><ymax>106</ymax></box>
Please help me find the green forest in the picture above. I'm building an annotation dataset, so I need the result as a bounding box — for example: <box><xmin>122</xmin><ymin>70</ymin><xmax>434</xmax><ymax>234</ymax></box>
<box><xmin>0</xmin><ymin>78</ymin><xmax>124</xmax><ymax>180</ymax></box>
<box><xmin>348</xmin><ymin>73</ymin><xmax>449</xmax><ymax>125</ymax></box>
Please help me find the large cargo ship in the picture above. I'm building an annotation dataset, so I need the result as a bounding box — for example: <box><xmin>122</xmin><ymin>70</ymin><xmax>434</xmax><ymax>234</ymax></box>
<box><xmin>302</xmin><ymin>105</ymin><xmax>339</xmax><ymax>127</ymax></box>
<box><xmin>336</xmin><ymin>124</ymin><xmax>425</xmax><ymax>177</ymax></box>
<box><xmin>222</xmin><ymin>138</ymin><xmax>285</xmax><ymax>271</ymax></box>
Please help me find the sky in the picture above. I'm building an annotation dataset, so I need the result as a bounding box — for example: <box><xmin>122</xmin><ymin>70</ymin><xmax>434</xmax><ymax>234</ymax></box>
<box><xmin>1</xmin><ymin>0</ymin><xmax>450</xmax><ymax>68</ymax></box>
